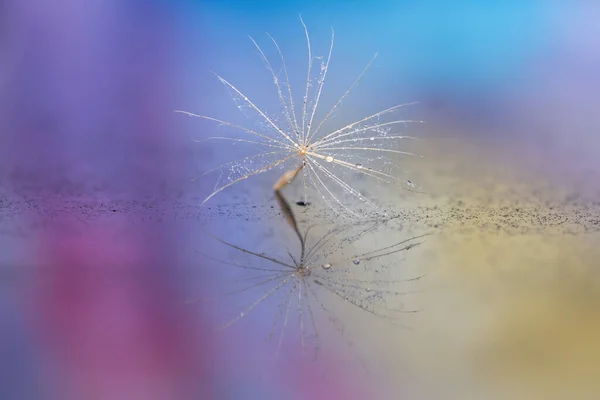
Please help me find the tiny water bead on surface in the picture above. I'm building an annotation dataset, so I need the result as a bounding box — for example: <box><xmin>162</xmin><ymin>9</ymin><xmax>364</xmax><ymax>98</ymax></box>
<box><xmin>353</xmin><ymin>259</ymin><xmax>360</xmax><ymax>265</ymax></box>
<box><xmin>356</xmin><ymin>163</ymin><xmax>363</xmax><ymax>169</ymax></box>
<box><xmin>321</xmin><ymin>263</ymin><xmax>332</xmax><ymax>270</ymax></box>
<box><xmin>325</xmin><ymin>155</ymin><xmax>334</xmax><ymax>163</ymax></box>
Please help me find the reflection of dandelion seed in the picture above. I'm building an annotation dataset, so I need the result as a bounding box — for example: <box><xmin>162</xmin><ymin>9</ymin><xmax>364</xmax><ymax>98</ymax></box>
<box><xmin>195</xmin><ymin>216</ymin><xmax>428</xmax><ymax>364</ymax></box>
<box><xmin>177</xmin><ymin>17</ymin><xmax>423</xmax><ymax>217</ymax></box>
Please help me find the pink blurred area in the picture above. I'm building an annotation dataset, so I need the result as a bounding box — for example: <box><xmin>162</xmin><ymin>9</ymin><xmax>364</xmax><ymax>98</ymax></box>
<box><xmin>28</xmin><ymin>219</ymin><xmax>209</xmax><ymax>400</ymax></box>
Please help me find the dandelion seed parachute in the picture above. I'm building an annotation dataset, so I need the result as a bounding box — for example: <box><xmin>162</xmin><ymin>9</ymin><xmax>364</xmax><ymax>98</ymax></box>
<box><xmin>178</xmin><ymin>17</ymin><xmax>424</xmax><ymax>218</ymax></box>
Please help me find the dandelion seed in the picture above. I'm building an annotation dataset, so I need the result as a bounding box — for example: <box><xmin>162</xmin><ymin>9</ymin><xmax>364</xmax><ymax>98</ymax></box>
<box><xmin>177</xmin><ymin>17</ymin><xmax>423</xmax><ymax>217</ymax></box>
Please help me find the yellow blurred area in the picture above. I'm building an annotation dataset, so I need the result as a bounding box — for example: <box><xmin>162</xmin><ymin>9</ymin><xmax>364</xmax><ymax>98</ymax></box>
<box><xmin>376</xmin><ymin>132</ymin><xmax>600</xmax><ymax>399</ymax></box>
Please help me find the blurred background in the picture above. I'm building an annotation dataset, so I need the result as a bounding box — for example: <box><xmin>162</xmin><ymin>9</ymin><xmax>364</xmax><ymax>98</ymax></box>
<box><xmin>2</xmin><ymin>0</ymin><xmax>600</xmax><ymax>399</ymax></box>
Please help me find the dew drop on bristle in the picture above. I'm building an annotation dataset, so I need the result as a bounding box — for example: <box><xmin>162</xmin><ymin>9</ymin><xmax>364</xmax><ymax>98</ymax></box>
<box><xmin>325</xmin><ymin>156</ymin><xmax>334</xmax><ymax>163</ymax></box>
<box><xmin>321</xmin><ymin>263</ymin><xmax>332</xmax><ymax>270</ymax></box>
<box><xmin>356</xmin><ymin>163</ymin><xmax>363</xmax><ymax>169</ymax></box>
<box><xmin>353</xmin><ymin>259</ymin><xmax>360</xmax><ymax>265</ymax></box>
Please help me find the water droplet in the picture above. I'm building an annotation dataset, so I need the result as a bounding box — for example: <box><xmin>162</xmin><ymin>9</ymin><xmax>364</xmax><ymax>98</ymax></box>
<box><xmin>407</xmin><ymin>180</ymin><xmax>415</xmax><ymax>187</ymax></box>
<box><xmin>353</xmin><ymin>259</ymin><xmax>360</xmax><ymax>265</ymax></box>
<box><xmin>365</xmin><ymin>287</ymin><xmax>372</xmax><ymax>292</ymax></box>
<box><xmin>321</xmin><ymin>263</ymin><xmax>332</xmax><ymax>270</ymax></box>
<box><xmin>325</xmin><ymin>156</ymin><xmax>334</xmax><ymax>163</ymax></box>
<box><xmin>355</xmin><ymin>163</ymin><xmax>363</xmax><ymax>169</ymax></box>
<box><xmin>369</xmin><ymin>137</ymin><xmax>375</xmax><ymax>141</ymax></box>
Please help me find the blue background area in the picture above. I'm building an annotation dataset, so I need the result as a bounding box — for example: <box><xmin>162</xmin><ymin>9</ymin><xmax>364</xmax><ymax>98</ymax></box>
<box><xmin>179</xmin><ymin>0</ymin><xmax>555</xmax><ymax>94</ymax></box>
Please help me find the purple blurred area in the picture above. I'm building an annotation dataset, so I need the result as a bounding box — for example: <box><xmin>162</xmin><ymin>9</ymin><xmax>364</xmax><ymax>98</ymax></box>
<box><xmin>1</xmin><ymin>1</ymin><xmax>213</xmax><ymax>399</ymax></box>
<box><xmin>2</xmin><ymin>1</ymin><xmax>188</xmax><ymax>198</ymax></box>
